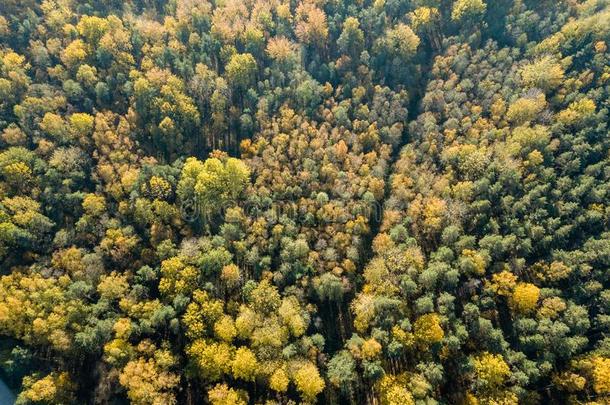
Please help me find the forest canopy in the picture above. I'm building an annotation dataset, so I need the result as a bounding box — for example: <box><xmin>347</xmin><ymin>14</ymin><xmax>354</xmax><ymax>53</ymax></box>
<box><xmin>0</xmin><ymin>0</ymin><xmax>609</xmax><ymax>404</ymax></box>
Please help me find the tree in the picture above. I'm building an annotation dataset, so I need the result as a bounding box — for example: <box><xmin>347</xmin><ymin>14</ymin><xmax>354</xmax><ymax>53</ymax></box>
<box><xmin>382</xmin><ymin>24</ymin><xmax>420</xmax><ymax>61</ymax></box>
<box><xmin>378</xmin><ymin>374</ymin><xmax>415</xmax><ymax>405</ymax></box>
<box><xmin>509</xmin><ymin>283</ymin><xmax>540</xmax><ymax>315</ymax></box>
<box><xmin>231</xmin><ymin>347</ymin><xmax>258</xmax><ymax>382</ymax></box>
<box><xmin>16</xmin><ymin>372</ymin><xmax>75</xmax><ymax>405</ymax></box>
<box><xmin>208</xmin><ymin>384</ymin><xmax>247</xmax><ymax>405</ymax></box>
<box><xmin>119</xmin><ymin>358</ymin><xmax>180</xmax><ymax>405</ymax></box>
<box><xmin>214</xmin><ymin>315</ymin><xmax>237</xmax><ymax>343</ymax></box>
<box><xmin>293</xmin><ymin>362</ymin><xmax>325</xmax><ymax>402</ymax></box>
<box><xmin>159</xmin><ymin>256</ymin><xmax>199</xmax><ymax>298</ymax></box>
<box><xmin>76</xmin><ymin>16</ymin><xmax>110</xmax><ymax>48</ymax></box>
<box><xmin>187</xmin><ymin>340</ymin><xmax>232</xmax><ymax>382</ymax></box>
<box><xmin>414</xmin><ymin>313</ymin><xmax>444</xmax><ymax>347</ymax></box>
<box><xmin>132</xmin><ymin>69</ymin><xmax>200</xmax><ymax>159</ymax></box>
<box><xmin>472</xmin><ymin>352</ymin><xmax>510</xmax><ymax>388</ymax></box>
<box><xmin>269</xmin><ymin>368</ymin><xmax>289</xmax><ymax>393</ymax></box>
<box><xmin>266</xmin><ymin>37</ymin><xmax>298</xmax><ymax>67</ymax></box>
<box><xmin>328</xmin><ymin>350</ymin><xmax>357</xmax><ymax>393</ymax></box>
<box><xmin>451</xmin><ymin>0</ymin><xmax>487</xmax><ymax>22</ymax></box>
<box><xmin>177</xmin><ymin>156</ymin><xmax>250</xmax><ymax>227</ymax></box>
<box><xmin>338</xmin><ymin>17</ymin><xmax>364</xmax><ymax>58</ymax></box>
<box><xmin>557</xmin><ymin>98</ymin><xmax>596</xmax><ymax>126</ymax></box>
<box><xmin>61</xmin><ymin>39</ymin><xmax>88</xmax><ymax>68</ymax></box>
<box><xmin>592</xmin><ymin>357</ymin><xmax>610</xmax><ymax>394</ymax></box>
<box><xmin>225</xmin><ymin>53</ymin><xmax>257</xmax><ymax>90</ymax></box>
<box><xmin>506</xmin><ymin>93</ymin><xmax>547</xmax><ymax>125</ymax></box>
<box><xmin>520</xmin><ymin>57</ymin><xmax>564</xmax><ymax>92</ymax></box>
<box><xmin>0</xmin><ymin>1</ymin><xmax>608</xmax><ymax>404</ymax></box>
<box><xmin>295</xmin><ymin>3</ymin><xmax>329</xmax><ymax>47</ymax></box>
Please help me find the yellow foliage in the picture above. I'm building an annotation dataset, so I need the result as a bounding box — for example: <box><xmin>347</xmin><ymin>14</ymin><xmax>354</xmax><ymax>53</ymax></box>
<box><xmin>453</xmin><ymin>181</ymin><xmax>475</xmax><ymax>202</ymax></box>
<box><xmin>187</xmin><ymin>340</ymin><xmax>232</xmax><ymax>381</ymax></box>
<box><xmin>293</xmin><ymin>362</ymin><xmax>325</xmax><ymax>402</ymax></box>
<box><xmin>19</xmin><ymin>372</ymin><xmax>75</xmax><ymax>404</ymax></box>
<box><xmin>2</xmin><ymin>51</ymin><xmax>26</xmax><ymax>69</ymax></box>
<box><xmin>270</xmin><ymin>368</ymin><xmax>290</xmax><ymax>393</ymax></box>
<box><xmin>552</xmin><ymin>371</ymin><xmax>586</xmax><ymax>392</ymax></box>
<box><xmin>424</xmin><ymin>197</ymin><xmax>446</xmax><ymax>230</ymax></box>
<box><xmin>82</xmin><ymin>193</ymin><xmax>106</xmax><ymax>216</ymax></box>
<box><xmin>468</xmin><ymin>390</ymin><xmax>518</xmax><ymax>404</ymax></box>
<box><xmin>214</xmin><ymin>315</ymin><xmax>237</xmax><ymax>343</ymax></box>
<box><xmin>159</xmin><ymin>256</ymin><xmax>199</xmax><ymax>298</ymax></box>
<box><xmin>61</xmin><ymin>39</ymin><xmax>88</xmax><ymax>67</ymax></box>
<box><xmin>208</xmin><ymin>383</ymin><xmax>248</xmax><ymax>405</ymax></box>
<box><xmin>557</xmin><ymin>98</ymin><xmax>596</xmax><ymax>125</ymax></box>
<box><xmin>1</xmin><ymin>125</ymin><xmax>26</xmax><ymax>146</ymax></box>
<box><xmin>508</xmin><ymin>125</ymin><xmax>551</xmax><ymax>157</ymax></box>
<box><xmin>221</xmin><ymin>264</ymin><xmax>241</xmax><ymax>288</ymax></box>
<box><xmin>183</xmin><ymin>290</ymin><xmax>225</xmax><ymax>340</ymax></box>
<box><xmin>385</xmin><ymin>385</ymin><xmax>415</xmax><ymax>405</ymax></box>
<box><xmin>76</xmin><ymin>64</ymin><xmax>97</xmax><ymax>86</ymax></box>
<box><xmin>100</xmin><ymin>228</ymin><xmax>139</xmax><ymax>262</ymax></box>
<box><xmin>392</xmin><ymin>326</ymin><xmax>415</xmax><ymax>348</ymax></box>
<box><xmin>509</xmin><ymin>282</ymin><xmax>540</xmax><ymax>314</ymax></box>
<box><xmin>385</xmin><ymin>24</ymin><xmax>420</xmax><ymax>59</ymax></box>
<box><xmin>506</xmin><ymin>93</ymin><xmax>546</xmax><ymax>125</ymax></box>
<box><xmin>77</xmin><ymin>15</ymin><xmax>110</xmax><ymax>45</ymax></box>
<box><xmin>378</xmin><ymin>374</ymin><xmax>415</xmax><ymax>405</ymax></box>
<box><xmin>592</xmin><ymin>357</ymin><xmax>610</xmax><ymax>394</ymax></box>
<box><xmin>40</xmin><ymin>112</ymin><xmax>66</xmax><ymax>139</ymax></box>
<box><xmin>278</xmin><ymin>296</ymin><xmax>307</xmax><ymax>337</ymax></box>
<box><xmin>154</xmin><ymin>348</ymin><xmax>177</xmax><ymax>369</ymax></box>
<box><xmin>232</xmin><ymin>347</ymin><xmax>258</xmax><ymax>382</ymax></box>
<box><xmin>410</xmin><ymin>7</ymin><xmax>440</xmax><ymax>31</ymax></box>
<box><xmin>361</xmin><ymin>338</ymin><xmax>382</xmax><ymax>360</ymax></box>
<box><xmin>3</xmin><ymin>161</ymin><xmax>31</xmax><ymax>186</ymax></box>
<box><xmin>372</xmin><ymin>233</ymin><xmax>395</xmax><ymax>254</ymax></box>
<box><xmin>235</xmin><ymin>306</ymin><xmax>257</xmax><ymax>339</ymax></box>
<box><xmin>0</xmin><ymin>16</ymin><xmax>7</xmax><ymax>37</ymax></box>
<box><xmin>119</xmin><ymin>358</ymin><xmax>179</xmax><ymax>405</ymax></box>
<box><xmin>489</xmin><ymin>270</ymin><xmax>517</xmax><ymax>297</ymax></box>
<box><xmin>69</xmin><ymin>112</ymin><xmax>94</xmax><ymax>138</ymax></box>
<box><xmin>363</xmin><ymin>257</ymin><xmax>398</xmax><ymax>296</ymax></box>
<box><xmin>462</xmin><ymin>249</ymin><xmax>486</xmax><ymax>276</ymax></box>
<box><xmin>545</xmin><ymin>261</ymin><xmax>572</xmax><ymax>282</ymax></box>
<box><xmin>352</xmin><ymin>293</ymin><xmax>376</xmax><ymax>333</ymax></box>
<box><xmin>51</xmin><ymin>247</ymin><xmax>85</xmax><ymax>277</ymax></box>
<box><xmin>113</xmin><ymin>318</ymin><xmax>132</xmax><ymax>339</ymax></box>
<box><xmin>0</xmin><ymin>271</ymin><xmax>87</xmax><ymax>351</ymax></box>
<box><xmin>451</xmin><ymin>0</ymin><xmax>487</xmax><ymax>21</ymax></box>
<box><xmin>149</xmin><ymin>176</ymin><xmax>172</xmax><ymax>199</ymax></box>
<box><xmin>104</xmin><ymin>338</ymin><xmax>134</xmax><ymax>365</ymax></box>
<box><xmin>98</xmin><ymin>271</ymin><xmax>129</xmax><ymax>300</ymax></box>
<box><xmin>414</xmin><ymin>313</ymin><xmax>444</xmax><ymax>346</ymax></box>
<box><xmin>266</xmin><ymin>37</ymin><xmax>297</xmax><ymax>64</ymax></box>
<box><xmin>537</xmin><ymin>297</ymin><xmax>567</xmax><ymax>319</ymax></box>
<box><xmin>473</xmin><ymin>352</ymin><xmax>511</xmax><ymax>388</ymax></box>
<box><xmin>408</xmin><ymin>196</ymin><xmax>447</xmax><ymax>236</ymax></box>
<box><xmin>251</xmin><ymin>322</ymin><xmax>289</xmax><ymax>350</ymax></box>
<box><xmin>521</xmin><ymin>57</ymin><xmax>565</xmax><ymax>92</ymax></box>
<box><xmin>295</xmin><ymin>3</ymin><xmax>329</xmax><ymax>46</ymax></box>
<box><xmin>527</xmin><ymin>150</ymin><xmax>544</xmax><ymax>166</ymax></box>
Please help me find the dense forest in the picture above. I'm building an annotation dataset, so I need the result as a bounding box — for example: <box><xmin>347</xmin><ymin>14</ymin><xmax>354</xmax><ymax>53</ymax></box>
<box><xmin>0</xmin><ymin>0</ymin><xmax>608</xmax><ymax>403</ymax></box>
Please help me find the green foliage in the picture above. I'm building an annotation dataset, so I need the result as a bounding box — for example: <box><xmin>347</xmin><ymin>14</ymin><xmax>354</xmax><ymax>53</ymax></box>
<box><xmin>225</xmin><ymin>53</ymin><xmax>257</xmax><ymax>90</ymax></box>
<box><xmin>178</xmin><ymin>156</ymin><xmax>250</xmax><ymax>215</ymax></box>
<box><xmin>0</xmin><ymin>1</ymin><xmax>607</xmax><ymax>404</ymax></box>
